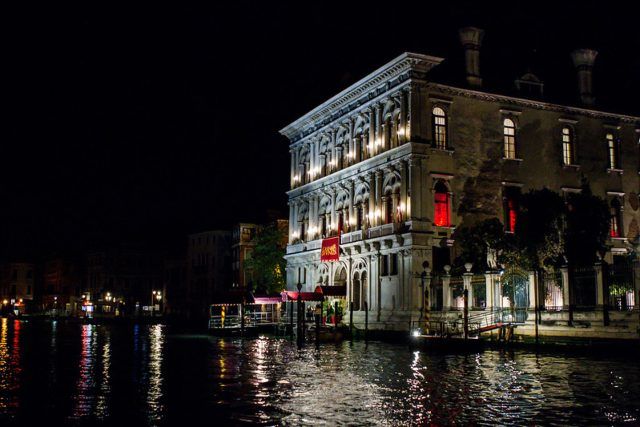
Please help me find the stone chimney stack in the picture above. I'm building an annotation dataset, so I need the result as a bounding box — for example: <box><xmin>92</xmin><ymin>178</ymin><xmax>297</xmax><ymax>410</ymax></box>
<box><xmin>459</xmin><ymin>27</ymin><xmax>485</xmax><ymax>88</ymax></box>
<box><xmin>570</xmin><ymin>49</ymin><xmax>598</xmax><ymax>106</ymax></box>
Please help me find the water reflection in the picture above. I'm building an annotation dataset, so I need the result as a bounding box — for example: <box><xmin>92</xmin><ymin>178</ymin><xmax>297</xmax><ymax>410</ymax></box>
<box><xmin>0</xmin><ymin>319</ymin><xmax>21</xmax><ymax>415</ymax></box>
<box><xmin>71</xmin><ymin>324</ymin><xmax>97</xmax><ymax>419</ymax></box>
<box><xmin>146</xmin><ymin>324</ymin><xmax>164</xmax><ymax>422</ymax></box>
<box><xmin>1</xmin><ymin>321</ymin><xmax>640</xmax><ymax>425</ymax></box>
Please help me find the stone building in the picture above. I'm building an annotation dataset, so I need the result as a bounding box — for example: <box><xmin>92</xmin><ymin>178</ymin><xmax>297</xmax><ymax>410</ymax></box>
<box><xmin>42</xmin><ymin>257</ymin><xmax>83</xmax><ymax>314</ymax></box>
<box><xmin>86</xmin><ymin>247</ymin><xmax>163</xmax><ymax>315</ymax></box>
<box><xmin>0</xmin><ymin>262</ymin><xmax>36</xmax><ymax>314</ymax></box>
<box><xmin>280</xmin><ymin>28</ymin><xmax>640</xmax><ymax>337</ymax></box>
<box><xmin>186</xmin><ymin>230</ymin><xmax>232</xmax><ymax>319</ymax></box>
<box><xmin>232</xmin><ymin>223</ymin><xmax>258</xmax><ymax>288</ymax></box>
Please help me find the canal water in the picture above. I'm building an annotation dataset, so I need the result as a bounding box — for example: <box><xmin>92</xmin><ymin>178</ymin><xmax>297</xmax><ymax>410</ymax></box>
<box><xmin>1</xmin><ymin>318</ymin><xmax>639</xmax><ymax>426</ymax></box>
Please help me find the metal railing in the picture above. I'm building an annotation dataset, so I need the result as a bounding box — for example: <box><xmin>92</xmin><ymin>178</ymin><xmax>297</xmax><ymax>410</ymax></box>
<box><xmin>209</xmin><ymin>312</ymin><xmax>277</xmax><ymax>329</ymax></box>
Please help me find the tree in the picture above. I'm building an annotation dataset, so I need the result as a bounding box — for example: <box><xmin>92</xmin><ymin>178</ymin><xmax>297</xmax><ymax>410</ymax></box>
<box><xmin>564</xmin><ymin>182</ymin><xmax>610</xmax><ymax>266</ymax></box>
<box><xmin>244</xmin><ymin>224</ymin><xmax>287</xmax><ymax>294</ymax></box>
<box><xmin>453</xmin><ymin>218</ymin><xmax>507</xmax><ymax>273</ymax></box>
<box><xmin>516</xmin><ymin>188</ymin><xmax>566</xmax><ymax>270</ymax></box>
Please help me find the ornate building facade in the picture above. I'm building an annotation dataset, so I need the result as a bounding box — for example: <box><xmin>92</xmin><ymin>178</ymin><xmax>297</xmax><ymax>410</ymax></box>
<box><xmin>281</xmin><ymin>28</ymin><xmax>640</xmax><ymax>335</ymax></box>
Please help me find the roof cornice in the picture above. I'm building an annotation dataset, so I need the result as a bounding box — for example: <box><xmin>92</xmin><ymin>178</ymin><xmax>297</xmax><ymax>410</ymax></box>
<box><xmin>279</xmin><ymin>52</ymin><xmax>444</xmax><ymax>141</ymax></box>
<box><xmin>430</xmin><ymin>83</ymin><xmax>640</xmax><ymax>124</ymax></box>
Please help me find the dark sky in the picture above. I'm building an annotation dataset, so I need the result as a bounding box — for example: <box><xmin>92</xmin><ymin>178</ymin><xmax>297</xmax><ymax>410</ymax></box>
<box><xmin>2</xmin><ymin>1</ymin><xmax>638</xmax><ymax>259</ymax></box>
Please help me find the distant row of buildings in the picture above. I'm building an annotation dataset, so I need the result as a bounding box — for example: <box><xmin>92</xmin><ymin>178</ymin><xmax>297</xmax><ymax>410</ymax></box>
<box><xmin>0</xmin><ymin>220</ymin><xmax>286</xmax><ymax>320</ymax></box>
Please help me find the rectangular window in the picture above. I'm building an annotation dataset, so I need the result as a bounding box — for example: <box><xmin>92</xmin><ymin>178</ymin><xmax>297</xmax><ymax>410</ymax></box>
<box><xmin>381</xmin><ymin>255</ymin><xmax>389</xmax><ymax>276</ymax></box>
<box><xmin>434</xmin><ymin>192</ymin><xmax>450</xmax><ymax>227</ymax></box>
<box><xmin>562</xmin><ymin>127</ymin><xmax>574</xmax><ymax>165</ymax></box>
<box><xmin>503</xmin><ymin>118</ymin><xmax>516</xmax><ymax>159</ymax></box>
<box><xmin>607</xmin><ymin>133</ymin><xmax>620</xmax><ymax>169</ymax></box>
<box><xmin>390</xmin><ymin>254</ymin><xmax>398</xmax><ymax>275</ymax></box>
<box><xmin>503</xmin><ymin>187</ymin><xmax>521</xmax><ymax>233</ymax></box>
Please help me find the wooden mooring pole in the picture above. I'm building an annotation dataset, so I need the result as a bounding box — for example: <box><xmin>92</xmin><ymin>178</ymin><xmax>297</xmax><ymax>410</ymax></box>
<box><xmin>364</xmin><ymin>301</ymin><xmax>369</xmax><ymax>342</ymax></box>
<box><xmin>349</xmin><ymin>301</ymin><xmax>353</xmax><ymax>341</ymax></box>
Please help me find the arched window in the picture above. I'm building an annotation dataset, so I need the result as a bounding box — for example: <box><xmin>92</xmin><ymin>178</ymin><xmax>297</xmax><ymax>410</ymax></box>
<box><xmin>434</xmin><ymin>181</ymin><xmax>450</xmax><ymax>227</ymax></box>
<box><xmin>607</xmin><ymin>133</ymin><xmax>620</xmax><ymax>169</ymax></box>
<box><xmin>432</xmin><ymin>107</ymin><xmax>448</xmax><ymax>149</ymax></box>
<box><xmin>610</xmin><ymin>198</ymin><xmax>622</xmax><ymax>238</ymax></box>
<box><xmin>562</xmin><ymin>127</ymin><xmax>575</xmax><ymax>165</ymax></box>
<box><xmin>503</xmin><ymin>118</ymin><xmax>516</xmax><ymax>159</ymax></box>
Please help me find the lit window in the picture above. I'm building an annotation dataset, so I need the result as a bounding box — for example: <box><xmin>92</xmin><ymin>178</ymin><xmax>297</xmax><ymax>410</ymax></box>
<box><xmin>607</xmin><ymin>133</ymin><xmax>620</xmax><ymax>169</ymax></box>
<box><xmin>503</xmin><ymin>118</ymin><xmax>516</xmax><ymax>159</ymax></box>
<box><xmin>434</xmin><ymin>181</ymin><xmax>450</xmax><ymax>227</ymax></box>
<box><xmin>562</xmin><ymin>127</ymin><xmax>575</xmax><ymax>165</ymax></box>
<box><xmin>432</xmin><ymin>107</ymin><xmax>448</xmax><ymax>149</ymax></box>
<box><xmin>610</xmin><ymin>198</ymin><xmax>622</xmax><ymax>238</ymax></box>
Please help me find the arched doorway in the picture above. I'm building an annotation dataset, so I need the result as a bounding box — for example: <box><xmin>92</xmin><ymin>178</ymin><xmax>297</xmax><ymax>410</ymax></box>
<box><xmin>501</xmin><ymin>269</ymin><xmax>529</xmax><ymax>323</ymax></box>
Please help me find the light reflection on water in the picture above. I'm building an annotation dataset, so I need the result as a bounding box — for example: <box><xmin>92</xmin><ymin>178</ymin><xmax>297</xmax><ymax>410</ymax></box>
<box><xmin>0</xmin><ymin>320</ymin><xmax>639</xmax><ymax>425</ymax></box>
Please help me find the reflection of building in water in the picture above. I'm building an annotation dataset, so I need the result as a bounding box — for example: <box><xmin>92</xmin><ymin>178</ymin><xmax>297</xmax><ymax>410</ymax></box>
<box><xmin>280</xmin><ymin>27</ymin><xmax>640</xmax><ymax>338</ymax></box>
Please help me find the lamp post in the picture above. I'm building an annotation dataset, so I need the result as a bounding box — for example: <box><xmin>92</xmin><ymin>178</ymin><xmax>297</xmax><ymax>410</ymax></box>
<box><xmin>296</xmin><ymin>282</ymin><xmax>303</xmax><ymax>345</ymax></box>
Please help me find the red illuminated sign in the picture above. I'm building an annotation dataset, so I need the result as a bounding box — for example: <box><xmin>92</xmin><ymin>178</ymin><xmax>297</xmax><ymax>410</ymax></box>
<box><xmin>320</xmin><ymin>236</ymin><xmax>340</xmax><ymax>262</ymax></box>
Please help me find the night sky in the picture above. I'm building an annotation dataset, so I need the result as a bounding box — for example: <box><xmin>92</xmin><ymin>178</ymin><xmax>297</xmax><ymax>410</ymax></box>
<box><xmin>3</xmin><ymin>2</ymin><xmax>638</xmax><ymax>260</ymax></box>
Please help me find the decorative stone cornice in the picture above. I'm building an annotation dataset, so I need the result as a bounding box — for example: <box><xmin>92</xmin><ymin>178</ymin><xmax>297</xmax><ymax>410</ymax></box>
<box><xmin>280</xmin><ymin>52</ymin><xmax>444</xmax><ymax>141</ymax></box>
<box><xmin>430</xmin><ymin>83</ymin><xmax>640</xmax><ymax>124</ymax></box>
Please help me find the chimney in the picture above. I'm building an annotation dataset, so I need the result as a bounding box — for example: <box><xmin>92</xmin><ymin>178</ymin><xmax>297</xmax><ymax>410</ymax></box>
<box><xmin>459</xmin><ymin>27</ymin><xmax>485</xmax><ymax>88</ymax></box>
<box><xmin>570</xmin><ymin>49</ymin><xmax>598</xmax><ymax>106</ymax></box>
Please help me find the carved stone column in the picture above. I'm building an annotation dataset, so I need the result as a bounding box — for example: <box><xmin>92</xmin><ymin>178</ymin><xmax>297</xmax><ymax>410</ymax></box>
<box><xmin>354</xmin><ymin>136</ymin><xmax>361</xmax><ymax>163</ymax></box>
<box><xmin>399</xmin><ymin>91</ymin><xmax>407</xmax><ymax>144</ymax></box>
<box><xmin>408</xmin><ymin>158</ymin><xmax>421</xmax><ymax>221</ymax></box>
<box><xmin>367</xmin><ymin>173</ymin><xmax>375</xmax><ymax>229</ymax></box>
<box><xmin>368</xmin><ymin>108</ymin><xmax>376</xmax><ymax>158</ymax></box>
<box><xmin>330</xmin><ymin>189</ymin><xmax>337</xmax><ymax>235</ymax></box>
<box><xmin>375</xmin><ymin>104</ymin><xmax>383</xmax><ymax>151</ymax></box>
<box><xmin>442</xmin><ymin>270</ymin><xmax>452</xmax><ymax>311</ymax></box>
<box><xmin>375</xmin><ymin>170</ymin><xmax>383</xmax><ymax>227</ymax></box>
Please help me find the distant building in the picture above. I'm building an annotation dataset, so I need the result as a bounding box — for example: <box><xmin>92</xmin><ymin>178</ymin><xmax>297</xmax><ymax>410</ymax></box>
<box><xmin>162</xmin><ymin>255</ymin><xmax>187</xmax><ymax>317</ymax></box>
<box><xmin>0</xmin><ymin>262</ymin><xmax>35</xmax><ymax>314</ymax></box>
<box><xmin>42</xmin><ymin>257</ymin><xmax>83</xmax><ymax>314</ymax></box>
<box><xmin>232</xmin><ymin>223</ymin><xmax>258</xmax><ymax>288</ymax></box>
<box><xmin>86</xmin><ymin>247</ymin><xmax>163</xmax><ymax>316</ymax></box>
<box><xmin>186</xmin><ymin>230</ymin><xmax>232</xmax><ymax>319</ymax></box>
<box><xmin>232</xmin><ymin>219</ymin><xmax>289</xmax><ymax>291</ymax></box>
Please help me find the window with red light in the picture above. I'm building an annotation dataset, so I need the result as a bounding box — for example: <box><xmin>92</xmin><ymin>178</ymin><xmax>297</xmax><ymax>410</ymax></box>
<box><xmin>434</xmin><ymin>181</ymin><xmax>450</xmax><ymax>227</ymax></box>
<box><xmin>503</xmin><ymin>187</ymin><xmax>520</xmax><ymax>233</ymax></box>
<box><xmin>610</xmin><ymin>198</ymin><xmax>622</xmax><ymax>238</ymax></box>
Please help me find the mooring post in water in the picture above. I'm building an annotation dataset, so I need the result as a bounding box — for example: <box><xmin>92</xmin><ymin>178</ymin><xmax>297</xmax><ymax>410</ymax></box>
<box><xmin>289</xmin><ymin>300</ymin><xmax>294</xmax><ymax>339</ymax></box>
<box><xmin>240</xmin><ymin>299</ymin><xmax>245</xmax><ymax>337</ymax></box>
<box><xmin>296</xmin><ymin>294</ymin><xmax>303</xmax><ymax>345</ymax></box>
<box><xmin>302</xmin><ymin>301</ymin><xmax>306</xmax><ymax>341</ymax></box>
<box><xmin>315</xmin><ymin>307</ymin><xmax>320</xmax><ymax>348</ymax></box>
<box><xmin>364</xmin><ymin>301</ymin><xmax>368</xmax><ymax>342</ymax></box>
<box><xmin>463</xmin><ymin>288</ymin><xmax>469</xmax><ymax>340</ymax></box>
<box><xmin>349</xmin><ymin>301</ymin><xmax>353</xmax><ymax>340</ymax></box>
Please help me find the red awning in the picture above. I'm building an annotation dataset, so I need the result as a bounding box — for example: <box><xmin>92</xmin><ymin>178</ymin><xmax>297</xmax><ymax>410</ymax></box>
<box><xmin>314</xmin><ymin>285</ymin><xmax>347</xmax><ymax>297</ymax></box>
<box><xmin>281</xmin><ymin>291</ymin><xmax>323</xmax><ymax>302</ymax></box>
<box><xmin>253</xmin><ymin>296</ymin><xmax>282</xmax><ymax>305</ymax></box>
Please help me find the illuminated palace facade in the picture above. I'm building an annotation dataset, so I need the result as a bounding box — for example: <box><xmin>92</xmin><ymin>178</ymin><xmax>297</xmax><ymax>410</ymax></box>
<box><xmin>281</xmin><ymin>28</ymin><xmax>640</xmax><ymax>335</ymax></box>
